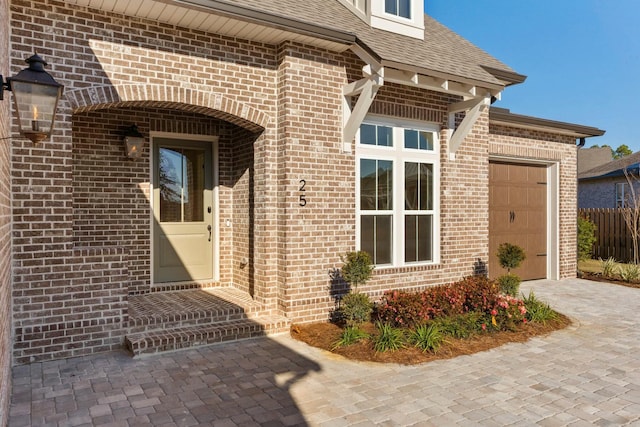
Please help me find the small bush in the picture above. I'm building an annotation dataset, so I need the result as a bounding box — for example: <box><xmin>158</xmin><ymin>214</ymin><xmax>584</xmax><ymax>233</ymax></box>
<box><xmin>341</xmin><ymin>251</ymin><xmax>374</xmax><ymax>290</ymax></box>
<box><xmin>600</xmin><ymin>257</ymin><xmax>619</xmax><ymax>278</ymax></box>
<box><xmin>434</xmin><ymin>312</ymin><xmax>485</xmax><ymax>339</ymax></box>
<box><xmin>490</xmin><ymin>295</ymin><xmax>527</xmax><ymax>331</ymax></box>
<box><xmin>497</xmin><ymin>273</ymin><xmax>521</xmax><ymax>297</ymax></box>
<box><xmin>377</xmin><ymin>276</ymin><xmax>502</xmax><ymax>327</ymax></box>
<box><xmin>409</xmin><ymin>324</ymin><xmax>443</xmax><ymax>353</ymax></box>
<box><xmin>619</xmin><ymin>263</ymin><xmax>640</xmax><ymax>282</ymax></box>
<box><xmin>373</xmin><ymin>322</ymin><xmax>405</xmax><ymax>352</ymax></box>
<box><xmin>332</xmin><ymin>326</ymin><xmax>369</xmax><ymax>349</ymax></box>
<box><xmin>577</xmin><ymin>217</ymin><xmax>597</xmax><ymax>261</ymax></box>
<box><xmin>338</xmin><ymin>292</ymin><xmax>372</xmax><ymax>327</ymax></box>
<box><xmin>522</xmin><ymin>291</ymin><xmax>558</xmax><ymax>324</ymax></box>
<box><xmin>497</xmin><ymin>243</ymin><xmax>526</xmax><ymax>273</ymax></box>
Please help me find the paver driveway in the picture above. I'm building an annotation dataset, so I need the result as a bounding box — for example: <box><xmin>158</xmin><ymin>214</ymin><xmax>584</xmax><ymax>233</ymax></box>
<box><xmin>9</xmin><ymin>279</ymin><xmax>640</xmax><ymax>426</ymax></box>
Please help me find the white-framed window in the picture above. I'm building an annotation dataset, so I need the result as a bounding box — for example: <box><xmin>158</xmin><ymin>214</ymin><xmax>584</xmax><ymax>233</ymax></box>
<box><xmin>616</xmin><ymin>182</ymin><xmax>627</xmax><ymax>207</ymax></box>
<box><xmin>385</xmin><ymin>0</ymin><xmax>411</xmax><ymax>19</ymax></box>
<box><xmin>356</xmin><ymin>117</ymin><xmax>440</xmax><ymax>266</ymax></box>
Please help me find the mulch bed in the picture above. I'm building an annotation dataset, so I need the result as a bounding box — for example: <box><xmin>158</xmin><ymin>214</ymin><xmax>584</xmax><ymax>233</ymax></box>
<box><xmin>579</xmin><ymin>271</ymin><xmax>640</xmax><ymax>289</ymax></box>
<box><xmin>290</xmin><ymin>315</ymin><xmax>572</xmax><ymax>365</ymax></box>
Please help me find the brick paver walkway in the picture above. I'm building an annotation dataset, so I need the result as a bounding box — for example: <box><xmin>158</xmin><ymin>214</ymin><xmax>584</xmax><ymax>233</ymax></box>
<box><xmin>9</xmin><ymin>279</ymin><xmax>640</xmax><ymax>426</ymax></box>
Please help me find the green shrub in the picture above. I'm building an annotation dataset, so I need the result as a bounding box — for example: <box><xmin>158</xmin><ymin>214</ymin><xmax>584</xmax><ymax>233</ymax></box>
<box><xmin>433</xmin><ymin>312</ymin><xmax>485</xmax><ymax>339</ymax></box>
<box><xmin>496</xmin><ymin>243</ymin><xmax>526</xmax><ymax>273</ymax></box>
<box><xmin>497</xmin><ymin>273</ymin><xmax>521</xmax><ymax>297</ymax></box>
<box><xmin>338</xmin><ymin>292</ymin><xmax>372</xmax><ymax>327</ymax></box>
<box><xmin>332</xmin><ymin>326</ymin><xmax>369</xmax><ymax>349</ymax></box>
<box><xmin>409</xmin><ymin>324</ymin><xmax>443</xmax><ymax>353</ymax></box>
<box><xmin>373</xmin><ymin>322</ymin><xmax>405</xmax><ymax>352</ymax></box>
<box><xmin>341</xmin><ymin>251</ymin><xmax>374</xmax><ymax>290</ymax></box>
<box><xmin>577</xmin><ymin>217</ymin><xmax>597</xmax><ymax>261</ymax></box>
<box><xmin>619</xmin><ymin>263</ymin><xmax>640</xmax><ymax>282</ymax></box>
<box><xmin>522</xmin><ymin>291</ymin><xmax>558</xmax><ymax>324</ymax></box>
<box><xmin>600</xmin><ymin>257</ymin><xmax>618</xmax><ymax>278</ymax></box>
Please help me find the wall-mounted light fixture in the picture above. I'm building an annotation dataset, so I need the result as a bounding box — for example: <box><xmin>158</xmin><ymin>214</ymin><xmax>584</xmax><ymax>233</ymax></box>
<box><xmin>124</xmin><ymin>124</ymin><xmax>144</xmax><ymax>159</ymax></box>
<box><xmin>1</xmin><ymin>53</ymin><xmax>64</xmax><ymax>143</ymax></box>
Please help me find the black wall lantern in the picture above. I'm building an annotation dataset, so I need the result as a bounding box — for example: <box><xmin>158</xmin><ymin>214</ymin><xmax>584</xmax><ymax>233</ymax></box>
<box><xmin>1</xmin><ymin>53</ymin><xmax>64</xmax><ymax>143</ymax></box>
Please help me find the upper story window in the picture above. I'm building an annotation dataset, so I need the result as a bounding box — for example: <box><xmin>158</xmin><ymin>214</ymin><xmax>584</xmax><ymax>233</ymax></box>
<box><xmin>338</xmin><ymin>0</ymin><xmax>425</xmax><ymax>40</ymax></box>
<box><xmin>385</xmin><ymin>0</ymin><xmax>411</xmax><ymax>19</ymax></box>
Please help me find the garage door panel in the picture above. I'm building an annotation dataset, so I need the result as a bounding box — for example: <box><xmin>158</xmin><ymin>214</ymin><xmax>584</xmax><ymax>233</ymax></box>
<box><xmin>489</xmin><ymin>162</ymin><xmax>547</xmax><ymax>281</ymax></box>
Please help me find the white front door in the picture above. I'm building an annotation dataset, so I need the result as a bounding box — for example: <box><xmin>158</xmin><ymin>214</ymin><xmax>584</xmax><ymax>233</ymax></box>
<box><xmin>153</xmin><ymin>138</ymin><xmax>213</xmax><ymax>282</ymax></box>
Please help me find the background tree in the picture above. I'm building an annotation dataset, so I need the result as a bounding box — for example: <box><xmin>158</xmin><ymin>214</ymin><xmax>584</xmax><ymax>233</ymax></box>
<box><xmin>622</xmin><ymin>167</ymin><xmax>640</xmax><ymax>264</ymax></box>
<box><xmin>614</xmin><ymin>144</ymin><xmax>632</xmax><ymax>159</ymax></box>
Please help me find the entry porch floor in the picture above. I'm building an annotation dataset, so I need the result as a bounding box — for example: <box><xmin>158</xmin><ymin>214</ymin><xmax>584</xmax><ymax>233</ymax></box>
<box><xmin>125</xmin><ymin>287</ymin><xmax>290</xmax><ymax>357</ymax></box>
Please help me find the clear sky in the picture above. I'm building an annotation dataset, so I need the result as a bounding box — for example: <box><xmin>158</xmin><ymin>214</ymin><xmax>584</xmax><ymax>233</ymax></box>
<box><xmin>426</xmin><ymin>0</ymin><xmax>639</xmax><ymax>152</ymax></box>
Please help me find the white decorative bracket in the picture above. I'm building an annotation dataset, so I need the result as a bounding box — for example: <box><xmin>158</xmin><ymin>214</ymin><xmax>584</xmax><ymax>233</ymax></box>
<box><xmin>342</xmin><ymin>67</ymin><xmax>384</xmax><ymax>151</ymax></box>
<box><xmin>447</xmin><ymin>96</ymin><xmax>491</xmax><ymax>155</ymax></box>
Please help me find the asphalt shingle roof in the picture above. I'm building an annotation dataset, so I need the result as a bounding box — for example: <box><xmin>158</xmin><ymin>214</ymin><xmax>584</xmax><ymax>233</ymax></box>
<box><xmin>578</xmin><ymin>151</ymin><xmax>640</xmax><ymax>180</ymax></box>
<box><xmin>228</xmin><ymin>0</ymin><xmax>518</xmax><ymax>86</ymax></box>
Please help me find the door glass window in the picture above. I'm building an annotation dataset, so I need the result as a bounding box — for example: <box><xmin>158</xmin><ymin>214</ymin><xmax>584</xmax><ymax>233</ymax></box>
<box><xmin>159</xmin><ymin>147</ymin><xmax>205</xmax><ymax>222</ymax></box>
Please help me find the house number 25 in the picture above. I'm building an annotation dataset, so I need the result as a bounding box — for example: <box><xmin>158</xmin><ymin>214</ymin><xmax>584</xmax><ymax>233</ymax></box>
<box><xmin>299</xmin><ymin>179</ymin><xmax>307</xmax><ymax>206</ymax></box>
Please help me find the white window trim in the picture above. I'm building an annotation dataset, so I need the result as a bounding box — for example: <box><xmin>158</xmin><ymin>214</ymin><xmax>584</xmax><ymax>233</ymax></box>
<box><xmin>356</xmin><ymin>116</ymin><xmax>440</xmax><ymax>268</ymax></box>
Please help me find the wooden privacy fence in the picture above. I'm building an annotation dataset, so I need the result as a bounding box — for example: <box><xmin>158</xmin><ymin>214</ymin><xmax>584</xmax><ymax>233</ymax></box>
<box><xmin>578</xmin><ymin>208</ymin><xmax>636</xmax><ymax>263</ymax></box>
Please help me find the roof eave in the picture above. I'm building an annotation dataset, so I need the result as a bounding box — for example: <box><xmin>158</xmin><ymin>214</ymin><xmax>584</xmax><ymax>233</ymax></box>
<box><xmin>490</xmin><ymin>107</ymin><xmax>606</xmax><ymax>138</ymax></box>
<box><xmin>169</xmin><ymin>0</ymin><xmax>357</xmax><ymax>45</ymax></box>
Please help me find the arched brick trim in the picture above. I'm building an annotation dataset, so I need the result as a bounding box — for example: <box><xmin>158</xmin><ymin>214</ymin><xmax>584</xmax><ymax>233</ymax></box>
<box><xmin>66</xmin><ymin>84</ymin><xmax>269</xmax><ymax>132</ymax></box>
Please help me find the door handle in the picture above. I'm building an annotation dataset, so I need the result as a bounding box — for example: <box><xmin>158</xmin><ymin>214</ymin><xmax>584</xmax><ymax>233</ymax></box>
<box><xmin>207</xmin><ymin>224</ymin><xmax>212</xmax><ymax>242</ymax></box>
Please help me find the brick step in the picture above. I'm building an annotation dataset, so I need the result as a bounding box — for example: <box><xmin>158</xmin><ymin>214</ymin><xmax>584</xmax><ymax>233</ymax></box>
<box><xmin>125</xmin><ymin>315</ymin><xmax>290</xmax><ymax>357</ymax></box>
<box><xmin>128</xmin><ymin>288</ymin><xmax>263</xmax><ymax>333</ymax></box>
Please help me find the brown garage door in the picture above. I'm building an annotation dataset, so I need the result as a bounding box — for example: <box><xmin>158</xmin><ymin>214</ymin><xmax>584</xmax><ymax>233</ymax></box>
<box><xmin>489</xmin><ymin>162</ymin><xmax>547</xmax><ymax>280</ymax></box>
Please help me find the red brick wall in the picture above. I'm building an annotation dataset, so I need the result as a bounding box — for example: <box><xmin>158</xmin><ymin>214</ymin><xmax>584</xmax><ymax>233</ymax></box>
<box><xmin>1</xmin><ymin>0</ymin><xmax>12</xmax><ymax>420</ymax></box>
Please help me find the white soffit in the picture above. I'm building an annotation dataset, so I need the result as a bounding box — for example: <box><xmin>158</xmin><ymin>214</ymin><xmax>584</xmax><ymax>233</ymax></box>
<box><xmin>63</xmin><ymin>0</ymin><xmax>352</xmax><ymax>52</ymax></box>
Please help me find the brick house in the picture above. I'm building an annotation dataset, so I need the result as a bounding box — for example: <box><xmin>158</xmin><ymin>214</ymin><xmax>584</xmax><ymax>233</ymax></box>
<box><xmin>0</xmin><ymin>0</ymin><xmax>605</xmax><ymax>414</ymax></box>
<box><xmin>578</xmin><ymin>151</ymin><xmax>640</xmax><ymax>209</ymax></box>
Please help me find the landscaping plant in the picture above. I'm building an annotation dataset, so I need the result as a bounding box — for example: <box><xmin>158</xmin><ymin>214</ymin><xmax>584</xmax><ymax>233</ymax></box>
<box><xmin>619</xmin><ymin>263</ymin><xmax>640</xmax><ymax>282</ymax></box>
<box><xmin>337</xmin><ymin>251</ymin><xmax>374</xmax><ymax>326</ymax></box>
<box><xmin>496</xmin><ymin>243</ymin><xmax>526</xmax><ymax>297</ymax></box>
<box><xmin>373</xmin><ymin>322</ymin><xmax>405</xmax><ymax>352</ymax></box>
<box><xmin>600</xmin><ymin>257</ymin><xmax>619</xmax><ymax>278</ymax></box>
<box><xmin>340</xmin><ymin>250</ymin><xmax>374</xmax><ymax>290</ymax></box>
<box><xmin>577</xmin><ymin>217</ymin><xmax>597</xmax><ymax>261</ymax></box>
<box><xmin>409</xmin><ymin>324</ymin><xmax>443</xmax><ymax>353</ymax></box>
<box><xmin>332</xmin><ymin>326</ymin><xmax>370</xmax><ymax>349</ymax></box>
<box><xmin>522</xmin><ymin>291</ymin><xmax>558</xmax><ymax>324</ymax></box>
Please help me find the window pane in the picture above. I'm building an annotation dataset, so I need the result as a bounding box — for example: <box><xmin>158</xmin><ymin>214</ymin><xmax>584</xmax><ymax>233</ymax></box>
<box><xmin>360</xmin><ymin>159</ymin><xmax>377</xmax><ymax>210</ymax></box>
<box><xmin>418</xmin><ymin>215</ymin><xmax>433</xmax><ymax>261</ymax></box>
<box><xmin>361</xmin><ymin>215</ymin><xmax>392</xmax><ymax>265</ymax></box>
<box><xmin>378</xmin><ymin>126</ymin><xmax>393</xmax><ymax>147</ymax></box>
<box><xmin>377</xmin><ymin>160</ymin><xmax>393</xmax><ymax>210</ymax></box>
<box><xmin>361</xmin><ymin>216</ymin><xmax>375</xmax><ymax>260</ymax></box>
<box><xmin>419</xmin><ymin>163</ymin><xmax>433</xmax><ymax>210</ymax></box>
<box><xmin>404</xmin><ymin>129</ymin><xmax>418</xmax><ymax>149</ymax></box>
<box><xmin>375</xmin><ymin>215</ymin><xmax>393</xmax><ymax>264</ymax></box>
<box><xmin>405</xmin><ymin>214</ymin><xmax>432</xmax><ymax>262</ymax></box>
<box><xmin>360</xmin><ymin>124</ymin><xmax>376</xmax><ymax>145</ymax></box>
<box><xmin>419</xmin><ymin>131</ymin><xmax>434</xmax><ymax>150</ymax></box>
<box><xmin>398</xmin><ymin>0</ymin><xmax>411</xmax><ymax>18</ymax></box>
<box><xmin>404</xmin><ymin>215</ymin><xmax>417</xmax><ymax>262</ymax></box>
<box><xmin>159</xmin><ymin>147</ymin><xmax>183</xmax><ymax>222</ymax></box>
<box><xmin>385</xmin><ymin>0</ymin><xmax>397</xmax><ymax>15</ymax></box>
<box><xmin>405</xmin><ymin>162</ymin><xmax>418</xmax><ymax>210</ymax></box>
<box><xmin>182</xmin><ymin>148</ymin><xmax>205</xmax><ymax>222</ymax></box>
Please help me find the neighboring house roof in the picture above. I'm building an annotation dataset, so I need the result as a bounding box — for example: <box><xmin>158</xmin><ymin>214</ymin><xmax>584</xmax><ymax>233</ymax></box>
<box><xmin>489</xmin><ymin>108</ymin><xmax>606</xmax><ymax>139</ymax></box>
<box><xmin>577</xmin><ymin>147</ymin><xmax>613</xmax><ymax>174</ymax></box>
<box><xmin>578</xmin><ymin>151</ymin><xmax>640</xmax><ymax>180</ymax></box>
